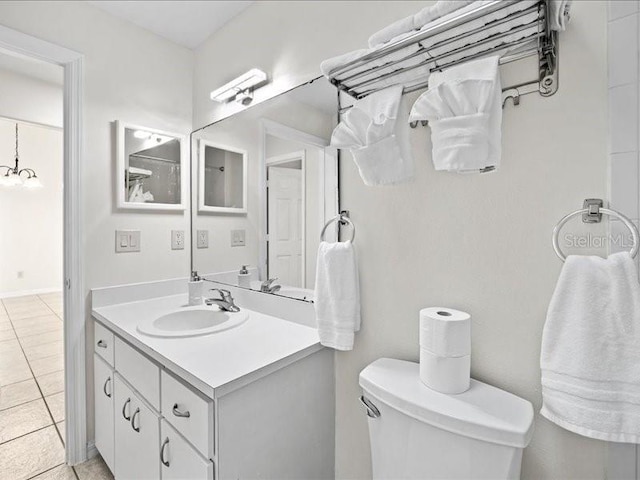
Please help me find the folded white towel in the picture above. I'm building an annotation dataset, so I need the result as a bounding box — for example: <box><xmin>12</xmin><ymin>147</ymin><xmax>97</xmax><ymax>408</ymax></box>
<box><xmin>314</xmin><ymin>241</ymin><xmax>361</xmax><ymax>351</ymax></box>
<box><xmin>541</xmin><ymin>252</ymin><xmax>640</xmax><ymax>443</ymax></box>
<box><xmin>409</xmin><ymin>55</ymin><xmax>501</xmax><ymax>173</ymax></box>
<box><xmin>549</xmin><ymin>0</ymin><xmax>572</xmax><ymax>31</ymax></box>
<box><xmin>368</xmin><ymin>0</ymin><xmax>475</xmax><ymax>48</ymax></box>
<box><xmin>332</xmin><ymin>85</ymin><xmax>414</xmax><ymax>185</ymax></box>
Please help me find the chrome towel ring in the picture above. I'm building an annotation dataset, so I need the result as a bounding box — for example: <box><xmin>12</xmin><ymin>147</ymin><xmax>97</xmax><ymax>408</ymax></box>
<box><xmin>320</xmin><ymin>211</ymin><xmax>355</xmax><ymax>243</ymax></box>
<box><xmin>552</xmin><ymin>199</ymin><xmax>640</xmax><ymax>262</ymax></box>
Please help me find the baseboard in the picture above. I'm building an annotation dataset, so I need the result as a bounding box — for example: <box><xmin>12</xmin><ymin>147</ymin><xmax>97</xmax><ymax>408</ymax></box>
<box><xmin>86</xmin><ymin>440</ymin><xmax>98</xmax><ymax>460</ymax></box>
<box><xmin>0</xmin><ymin>287</ymin><xmax>62</xmax><ymax>299</ymax></box>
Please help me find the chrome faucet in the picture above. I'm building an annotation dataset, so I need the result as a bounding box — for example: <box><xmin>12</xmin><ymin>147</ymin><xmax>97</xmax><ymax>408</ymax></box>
<box><xmin>205</xmin><ymin>288</ymin><xmax>240</xmax><ymax>312</ymax></box>
<box><xmin>260</xmin><ymin>278</ymin><xmax>281</xmax><ymax>294</ymax></box>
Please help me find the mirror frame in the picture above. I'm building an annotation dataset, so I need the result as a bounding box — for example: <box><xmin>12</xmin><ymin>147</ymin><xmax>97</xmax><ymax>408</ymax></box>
<box><xmin>197</xmin><ymin>139</ymin><xmax>248</xmax><ymax>215</ymax></box>
<box><xmin>115</xmin><ymin>120</ymin><xmax>188</xmax><ymax>211</ymax></box>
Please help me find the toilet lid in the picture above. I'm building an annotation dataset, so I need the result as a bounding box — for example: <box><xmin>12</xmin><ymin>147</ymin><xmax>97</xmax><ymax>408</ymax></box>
<box><xmin>359</xmin><ymin>358</ymin><xmax>534</xmax><ymax>448</ymax></box>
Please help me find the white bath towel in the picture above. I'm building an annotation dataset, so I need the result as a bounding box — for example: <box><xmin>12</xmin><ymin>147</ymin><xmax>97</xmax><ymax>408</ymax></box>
<box><xmin>541</xmin><ymin>252</ymin><xmax>640</xmax><ymax>443</ymax></box>
<box><xmin>549</xmin><ymin>0</ymin><xmax>572</xmax><ymax>31</ymax></box>
<box><xmin>409</xmin><ymin>55</ymin><xmax>501</xmax><ymax>173</ymax></box>
<box><xmin>314</xmin><ymin>241</ymin><xmax>361</xmax><ymax>351</ymax></box>
<box><xmin>368</xmin><ymin>1</ymin><xmax>475</xmax><ymax>48</ymax></box>
<box><xmin>331</xmin><ymin>85</ymin><xmax>414</xmax><ymax>185</ymax></box>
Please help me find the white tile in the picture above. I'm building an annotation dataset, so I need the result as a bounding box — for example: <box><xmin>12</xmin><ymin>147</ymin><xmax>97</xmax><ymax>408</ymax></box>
<box><xmin>36</xmin><ymin>370</ymin><xmax>64</xmax><ymax>397</ymax></box>
<box><xmin>44</xmin><ymin>392</ymin><xmax>65</xmax><ymax>423</ymax></box>
<box><xmin>29</xmin><ymin>354</ymin><xmax>63</xmax><ymax>378</ymax></box>
<box><xmin>55</xmin><ymin>421</ymin><xmax>65</xmax><ymax>446</ymax></box>
<box><xmin>0</xmin><ymin>378</ymin><xmax>40</xmax><ymax>411</ymax></box>
<box><xmin>609</xmin><ymin>0</ymin><xmax>639</xmax><ymax>21</ymax></box>
<box><xmin>31</xmin><ymin>463</ymin><xmax>76</xmax><ymax>480</ymax></box>
<box><xmin>0</xmin><ymin>426</ymin><xmax>64</xmax><ymax>479</ymax></box>
<box><xmin>610</xmin><ymin>84</ymin><xmax>639</xmax><ymax>153</ymax></box>
<box><xmin>75</xmin><ymin>455</ymin><xmax>114</xmax><ymax>480</ymax></box>
<box><xmin>609</xmin><ymin>14</ymin><xmax>639</xmax><ymax>87</ymax></box>
<box><xmin>19</xmin><ymin>330</ymin><xmax>63</xmax><ymax>348</ymax></box>
<box><xmin>24</xmin><ymin>341</ymin><xmax>64</xmax><ymax>362</ymax></box>
<box><xmin>611</xmin><ymin>151</ymin><xmax>640</xmax><ymax>219</ymax></box>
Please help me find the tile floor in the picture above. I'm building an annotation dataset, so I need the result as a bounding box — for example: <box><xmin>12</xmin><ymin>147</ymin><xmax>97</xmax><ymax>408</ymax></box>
<box><xmin>0</xmin><ymin>293</ymin><xmax>113</xmax><ymax>480</ymax></box>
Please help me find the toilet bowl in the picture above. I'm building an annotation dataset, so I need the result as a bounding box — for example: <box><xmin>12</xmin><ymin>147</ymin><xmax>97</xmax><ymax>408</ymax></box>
<box><xmin>359</xmin><ymin>358</ymin><xmax>534</xmax><ymax>480</ymax></box>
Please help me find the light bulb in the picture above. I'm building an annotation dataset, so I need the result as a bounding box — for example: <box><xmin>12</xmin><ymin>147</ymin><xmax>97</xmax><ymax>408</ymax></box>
<box><xmin>1</xmin><ymin>172</ymin><xmax>23</xmax><ymax>186</ymax></box>
<box><xmin>133</xmin><ymin>130</ymin><xmax>151</xmax><ymax>139</ymax></box>
<box><xmin>24</xmin><ymin>176</ymin><xmax>42</xmax><ymax>188</ymax></box>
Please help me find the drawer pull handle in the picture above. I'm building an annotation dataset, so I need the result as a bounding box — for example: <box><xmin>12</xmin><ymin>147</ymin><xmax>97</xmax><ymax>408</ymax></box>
<box><xmin>172</xmin><ymin>404</ymin><xmax>190</xmax><ymax>418</ymax></box>
<box><xmin>131</xmin><ymin>408</ymin><xmax>141</xmax><ymax>432</ymax></box>
<box><xmin>103</xmin><ymin>377</ymin><xmax>112</xmax><ymax>398</ymax></box>
<box><xmin>160</xmin><ymin>437</ymin><xmax>170</xmax><ymax>467</ymax></box>
<box><xmin>122</xmin><ymin>398</ymin><xmax>131</xmax><ymax>420</ymax></box>
<box><xmin>97</xmin><ymin>340</ymin><xmax>107</xmax><ymax>349</ymax></box>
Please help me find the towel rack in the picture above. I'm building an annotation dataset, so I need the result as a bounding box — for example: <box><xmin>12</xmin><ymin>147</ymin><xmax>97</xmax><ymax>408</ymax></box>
<box><xmin>552</xmin><ymin>199</ymin><xmax>640</xmax><ymax>262</ymax></box>
<box><xmin>328</xmin><ymin>0</ymin><xmax>557</xmax><ymax>103</ymax></box>
<box><xmin>321</xmin><ymin>210</ymin><xmax>356</xmax><ymax>243</ymax></box>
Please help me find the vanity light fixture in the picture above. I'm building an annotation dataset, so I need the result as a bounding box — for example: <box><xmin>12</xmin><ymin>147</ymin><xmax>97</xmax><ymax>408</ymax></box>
<box><xmin>209</xmin><ymin>68</ymin><xmax>268</xmax><ymax>105</ymax></box>
<box><xmin>0</xmin><ymin>123</ymin><xmax>42</xmax><ymax>188</ymax></box>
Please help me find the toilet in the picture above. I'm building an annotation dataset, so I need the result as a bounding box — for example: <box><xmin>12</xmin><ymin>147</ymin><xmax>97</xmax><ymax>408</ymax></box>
<box><xmin>359</xmin><ymin>358</ymin><xmax>535</xmax><ymax>480</ymax></box>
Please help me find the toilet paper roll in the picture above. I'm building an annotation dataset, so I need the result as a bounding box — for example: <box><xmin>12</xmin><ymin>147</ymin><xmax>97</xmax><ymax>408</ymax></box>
<box><xmin>420</xmin><ymin>307</ymin><xmax>471</xmax><ymax>357</ymax></box>
<box><xmin>420</xmin><ymin>348</ymin><xmax>470</xmax><ymax>394</ymax></box>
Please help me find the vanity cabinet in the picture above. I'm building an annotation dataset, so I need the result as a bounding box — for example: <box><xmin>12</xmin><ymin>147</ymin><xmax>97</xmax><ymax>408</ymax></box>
<box><xmin>93</xmin><ymin>354</ymin><xmax>115</xmax><ymax>473</ymax></box>
<box><xmin>93</xmin><ymin>318</ymin><xmax>334</xmax><ymax>480</ymax></box>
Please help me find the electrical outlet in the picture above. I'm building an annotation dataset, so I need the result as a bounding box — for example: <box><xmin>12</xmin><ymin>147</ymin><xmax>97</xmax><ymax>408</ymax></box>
<box><xmin>115</xmin><ymin>230</ymin><xmax>141</xmax><ymax>253</ymax></box>
<box><xmin>231</xmin><ymin>229</ymin><xmax>246</xmax><ymax>247</ymax></box>
<box><xmin>197</xmin><ymin>230</ymin><xmax>209</xmax><ymax>249</ymax></box>
<box><xmin>171</xmin><ymin>230</ymin><xmax>185</xmax><ymax>250</ymax></box>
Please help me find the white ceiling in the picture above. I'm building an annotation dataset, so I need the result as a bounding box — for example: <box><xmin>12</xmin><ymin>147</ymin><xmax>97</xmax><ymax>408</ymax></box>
<box><xmin>87</xmin><ymin>1</ymin><xmax>253</xmax><ymax>49</ymax></box>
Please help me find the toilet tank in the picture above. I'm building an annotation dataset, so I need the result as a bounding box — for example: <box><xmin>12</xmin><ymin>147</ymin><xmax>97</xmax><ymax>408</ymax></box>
<box><xmin>359</xmin><ymin>358</ymin><xmax>535</xmax><ymax>480</ymax></box>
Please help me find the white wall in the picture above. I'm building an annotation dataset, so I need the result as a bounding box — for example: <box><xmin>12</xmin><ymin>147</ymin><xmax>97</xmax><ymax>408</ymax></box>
<box><xmin>0</xmin><ymin>68</ymin><xmax>63</xmax><ymax>128</ymax></box>
<box><xmin>0</xmin><ymin>0</ymin><xmax>193</xmax><ymax>442</ymax></box>
<box><xmin>0</xmin><ymin>119</ymin><xmax>63</xmax><ymax>296</ymax></box>
<box><xmin>194</xmin><ymin>2</ymin><xmax>610</xmax><ymax>479</ymax></box>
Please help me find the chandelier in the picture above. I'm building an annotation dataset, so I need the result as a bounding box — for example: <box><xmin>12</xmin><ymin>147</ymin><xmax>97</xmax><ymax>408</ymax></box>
<box><xmin>0</xmin><ymin>123</ymin><xmax>42</xmax><ymax>188</ymax></box>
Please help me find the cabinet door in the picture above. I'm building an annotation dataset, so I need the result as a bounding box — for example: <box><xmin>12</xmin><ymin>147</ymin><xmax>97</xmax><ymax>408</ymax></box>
<box><xmin>160</xmin><ymin>420</ymin><xmax>213</xmax><ymax>480</ymax></box>
<box><xmin>94</xmin><ymin>354</ymin><xmax>115</xmax><ymax>474</ymax></box>
<box><xmin>114</xmin><ymin>375</ymin><xmax>161</xmax><ymax>480</ymax></box>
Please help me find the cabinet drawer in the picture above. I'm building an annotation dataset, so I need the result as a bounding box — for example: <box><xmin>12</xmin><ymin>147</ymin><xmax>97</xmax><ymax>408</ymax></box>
<box><xmin>115</xmin><ymin>337</ymin><xmax>160</xmax><ymax>410</ymax></box>
<box><xmin>94</xmin><ymin>321</ymin><xmax>114</xmax><ymax>366</ymax></box>
<box><xmin>161</xmin><ymin>370</ymin><xmax>214</xmax><ymax>459</ymax></box>
<box><xmin>161</xmin><ymin>419</ymin><xmax>213</xmax><ymax>480</ymax></box>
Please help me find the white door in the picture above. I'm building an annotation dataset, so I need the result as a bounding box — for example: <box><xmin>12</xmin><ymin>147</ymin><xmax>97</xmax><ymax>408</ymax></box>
<box><xmin>160</xmin><ymin>419</ymin><xmax>213</xmax><ymax>480</ymax></box>
<box><xmin>114</xmin><ymin>375</ymin><xmax>161</xmax><ymax>480</ymax></box>
<box><xmin>94</xmin><ymin>355</ymin><xmax>115</xmax><ymax>474</ymax></box>
<box><xmin>268</xmin><ymin>167</ymin><xmax>303</xmax><ymax>287</ymax></box>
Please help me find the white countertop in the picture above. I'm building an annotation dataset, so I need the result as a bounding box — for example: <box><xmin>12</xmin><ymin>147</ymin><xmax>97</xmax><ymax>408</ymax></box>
<box><xmin>92</xmin><ymin>294</ymin><xmax>323</xmax><ymax>398</ymax></box>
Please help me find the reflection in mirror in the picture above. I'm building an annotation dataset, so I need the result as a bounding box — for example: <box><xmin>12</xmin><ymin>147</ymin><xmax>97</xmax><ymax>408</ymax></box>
<box><xmin>191</xmin><ymin>77</ymin><xmax>339</xmax><ymax>302</ymax></box>
<box><xmin>116</xmin><ymin>121</ymin><xmax>187</xmax><ymax>210</ymax></box>
<box><xmin>198</xmin><ymin>141</ymin><xmax>247</xmax><ymax>213</ymax></box>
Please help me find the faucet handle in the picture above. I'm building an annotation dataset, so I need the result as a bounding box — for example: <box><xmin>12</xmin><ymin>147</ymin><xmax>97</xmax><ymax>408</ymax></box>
<box><xmin>210</xmin><ymin>288</ymin><xmax>232</xmax><ymax>300</ymax></box>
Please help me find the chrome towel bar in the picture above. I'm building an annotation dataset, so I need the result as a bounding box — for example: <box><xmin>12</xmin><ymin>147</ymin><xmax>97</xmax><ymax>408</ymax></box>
<box><xmin>320</xmin><ymin>210</ymin><xmax>355</xmax><ymax>243</ymax></box>
<box><xmin>552</xmin><ymin>199</ymin><xmax>640</xmax><ymax>262</ymax></box>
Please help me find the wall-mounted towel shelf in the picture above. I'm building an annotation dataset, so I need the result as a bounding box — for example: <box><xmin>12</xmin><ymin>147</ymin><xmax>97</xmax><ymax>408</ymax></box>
<box><xmin>328</xmin><ymin>0</ymin><xmax>558</xmax><ymax>103</ymax></box>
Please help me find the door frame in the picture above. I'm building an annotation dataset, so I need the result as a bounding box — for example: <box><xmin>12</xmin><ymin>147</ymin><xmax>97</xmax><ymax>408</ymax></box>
<box><xmin>266</xmin><ymin>151</ymin><xmax>306</xmax><ymax>287</ymax></box>
<box><xmin>259</xmin><ymin>119</ymin><xmax>333</xmax><ymax>282</ymax></box>
<box><xmin>0</xmin><ymin>25</ymin><xmax>86</xmax><ymax>465</ymax></box>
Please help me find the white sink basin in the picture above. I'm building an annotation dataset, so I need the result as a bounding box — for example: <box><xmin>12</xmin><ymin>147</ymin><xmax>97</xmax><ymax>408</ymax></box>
<box><xmin>137</xmin><ymin>306</ymin><xmax>249</xmax><ymax>338</ymax></box>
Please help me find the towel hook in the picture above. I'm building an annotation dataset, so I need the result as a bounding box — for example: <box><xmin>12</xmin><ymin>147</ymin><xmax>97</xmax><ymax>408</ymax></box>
<box><xmin>320</xmin><ymin>210</ymin><xmax>355</xmax><ymax>243</ymax></box>
<box><xmin>551</xmin><ymin>199</ymin><xmax>640</xmax><ymax>262</ymax></box>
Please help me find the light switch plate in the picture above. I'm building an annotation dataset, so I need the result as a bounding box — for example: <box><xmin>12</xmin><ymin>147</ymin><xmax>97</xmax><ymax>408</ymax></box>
<box><xmin>116</xmin><ymin>230</ymin><xmax>141</xmax><ymax>253</ymax></box>
<box><xmin>231</xmin><ymin>229</ymin><xmax>246</xmax><ymax>247</ymax></box>
<box><xmin>171</xmin><ymin>230</ymin><xmax>185</xmax><ymax>250</ymax></box>
<box><xmin>197</xmin><ymin>230</ymin><xmax>209</xmax><ymax>249</ymax></box>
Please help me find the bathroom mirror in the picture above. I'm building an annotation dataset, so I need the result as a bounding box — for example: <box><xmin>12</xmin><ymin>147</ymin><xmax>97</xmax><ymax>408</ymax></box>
<box><xmin>197</xmin><ymin>140</ymin><xmax>247</xmax><ymax>214</ymax></box>
<box><xmin>116</xmin><ymin>121</ymin><xmax>188</xmax><ymax>210</ymax></box>
<box><xmin>191</xmin><ymin>76</ymin><xmax>339</xmax><ymax>302</ymax></box>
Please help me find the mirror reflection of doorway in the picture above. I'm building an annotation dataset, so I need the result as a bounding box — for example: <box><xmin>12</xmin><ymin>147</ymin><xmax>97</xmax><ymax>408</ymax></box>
<box><xmin>267</xmin><ymin>152</ymin><xmax>305</xmax><ymax>288</ymax></box>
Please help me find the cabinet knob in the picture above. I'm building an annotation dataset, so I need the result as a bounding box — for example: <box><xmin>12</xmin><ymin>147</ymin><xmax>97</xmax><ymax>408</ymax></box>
<box><xmin>97</xmin><ymin>340</ymin><xmax>107</xmax><ymax>349</ymax></box>
<box><xmin>122</xmin><ymin>398</ymin><xmax>131</xmax><ymax>420</ymax></box>
<box><xmin>131</xmin><ymin>408</ymin><xmax>141</xmax><ymax>432</ymax></box>
<box><xmin>172</xmin><ymin>403</ymin><xmax>191</xmax><ymax>418</ymax></box>
<box><xmin>103</xmin><ymin>377</ymin><xmax>112</xmax><ymax>398</ymax></box>
<box><xmin>160</xmin><ymin>437</ymin><xmax>170</xmax><ymax>467</ymax></box>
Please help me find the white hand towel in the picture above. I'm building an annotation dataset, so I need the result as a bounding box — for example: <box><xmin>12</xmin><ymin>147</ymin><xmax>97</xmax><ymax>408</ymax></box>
<box><xmin>331</xmin><ymin>85</ymin><xmax>414</xmax><ymax>186</ymax></box>
<box><xmin>413</xmin><ymin>0</ymin><xmax>476</xmax><ymax>32</ymax></box>
<box><xmin>409</xmin><ymin>55</ymin><xmax>501</xmax><ymax>173</ymax></box>
<box><xmin>541</xmin><ymin>252</ymin><xmax>640</xmax><ymax>443</ymax></box>
<box><xmin>549</xmin><ymin>0</ymin><xmax>572</xmax><ymax>31</ymax></box>
<box><xmin>314</xmin><ymin>241</ymin><xmax>361</xmax><ymax>351</ymax></box>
